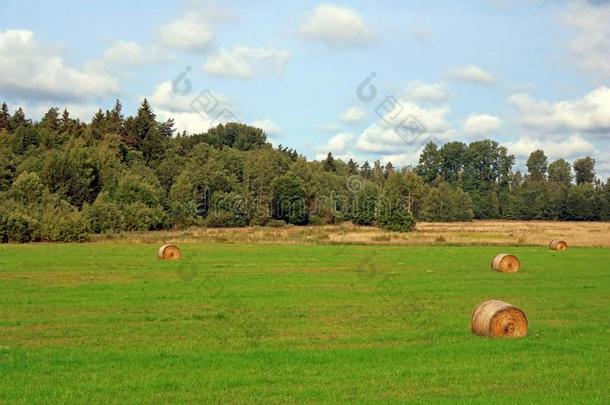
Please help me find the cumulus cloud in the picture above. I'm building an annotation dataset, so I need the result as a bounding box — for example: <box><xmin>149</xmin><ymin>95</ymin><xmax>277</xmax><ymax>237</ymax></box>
<box><xmin>148</xmin><ymin>80</ymin><xmax>236</xmax><ymax>133</ymax></box>
<box><xmin>299</xmin><ymin>4</ymin><xmax>374</xmax><ymax>48</ymax></box>
<box><xmin>562</xmin><ymin>1</ymin><xmax>610</xmax><ymax>78</ymax></box>
<box><xmin>463</xmin><ymin>113</ymin><xmax>503</xmax><ymax>136</ymax></box>
<box><xmin>372</xmin><ymin>148</ymin><xmax>426</xmax><ymax>168</ymax></box>
<box><xmin>355</xmin><ymin>98</ymin><xmax>452</xmax><ymax>155</ymax></box>
<box><xmin>597</xmin><ymin>157</ymin><xmax>610</xmax><ymax>179</ymax></box>
<box><xmin>204</xmin><ymin>46</ymin><xmax>291</xmax><ymax>78</ymax></box>
<box><xmin>316</xmin><ymin>132</ymin><xmax>357</xmax><ymax>160</ymax></box>
<box><xmin>0</xmin><ymin>29</ymin><xmax>119</xmax><ymax>102</ymax></box>
<box><xmin>317</xmin><ymin>123</ymin><xmax>342</xmax><ymax>134</ymax></box>
<box><xmin>102</xmin><ymin>41</ymin><xmax>167</xmax><ymax>66</ymax></box>
<box><xmin>340</xmin><ymin>106</ymin><xmax>367</xmax><ymax>124</ymax></box>
<box><xmin>11</xmin><ymin>102</ymin><xmax>100</xmax><ymax>122</ymax></box>
<box><xmin>448</xmin><ymin>65</ymin><xmax>495</xmax><ymax>85</ymax></box>
<box><xmin>509</xmin><ymin>87</ymin><xmax>610</xmax><ymax>136</ymax></box>
<box><xmin>156</xmin><ymin>109</ymin><xmax>215</xmax><ymax>134</ymax></box>
<box><xmin>404</xmin><ymin>81</ymin><xmax>450</xmax><ymax>103</ymax></box>
<box><xmin>158</xmin><ymin>13</ymin><xmax>214</xmax><ymax>51</ymax></box>
<box><xmin>505</xmin><ymin>86</ymin><xmax>609</xmax><ymax>170</ymax></box>
<box><xmin>504</xmin><ymin>135</ymin><xmax>596</xmax><ymax>160</ymax></box>
<box><xmin>251</xmin><ymin>119</ymin><xmax>283</xmax><ymax>138</ymax></box>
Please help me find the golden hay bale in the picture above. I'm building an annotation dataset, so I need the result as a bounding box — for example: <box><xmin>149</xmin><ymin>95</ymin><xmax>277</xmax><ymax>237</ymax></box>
<box><xmin>549</xmin><ymin>239</ymin><xmax>568</xmax><ymax>251</ymax></box>
<box><xmin>157</xmin><ymin>244</ymin><xmax>181</xmax><ymax>260</ymax></box>
<box><xmin>471</xmin><ymin>299</ymin><xmax>528</xmax><ymax>338</ymax></box>
<box><xmin>491</xmin><ymin>254</ymin><xmax>520</xmax><ymax>273</ymax></box>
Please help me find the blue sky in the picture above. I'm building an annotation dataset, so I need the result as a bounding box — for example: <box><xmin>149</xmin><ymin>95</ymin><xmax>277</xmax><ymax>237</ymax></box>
<box><xmin>1</xmin><ymin>0</ymin><xmax>609</xmax><ymax>177</ymax></box>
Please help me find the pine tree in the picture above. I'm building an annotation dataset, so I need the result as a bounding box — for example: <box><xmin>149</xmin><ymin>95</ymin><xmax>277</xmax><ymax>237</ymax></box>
<box><xmin>159</xmin><ymin>118</ymin><xmax>175</xmax><ymax>138</ymax></box>
<box><xmin>0</xmin><ymin>102</ymin><xmax>10</xmax><ymax>131</ymax></box>
<box><xmin>384</xmin><ymin>162</ymin><xmax>394</xmax><ymax>178</ymax></box>
<box><xmin>371</xmin><ymin>160</ymin><xmax>384</xmax><ymax>184</ymax></box>
<box><xmin>60</xmin><ymin>109</ymin><xmax>71</xmax><ymax>133</ymax></box>
<box><xmin>41</xmin><ymin>107</ymin><xmax>60</xmax><ymax>131</ymax></box>
<box><xmin>360</xmin><ymin>161</ymin><xmax>372</xmax><ymax>178</ymax></box>
<box><xmin>10</xmin><ymin>107</ymin><xmax>28</xmax><ymax>131</ymax></box>
<box><xmin>134</xmin><ymin>99</ymin><xmax>157</xmax><ymax>148</ymax></box>
<box><xmin>347</xmin><ymin>159</ymin><xmax>359</xmax><ymax>174</ymax></box>
<box><xmin>90</xmin><ymin>109</ymin><xmax>106</xmax><ymax>140</ymax></box>
<box><xmin>106</xmin><ymin>99</ymin><xmax>125</xmax><ymax>135</ymax></box>
<box><xmin>323</xmin><ymin>152</ymin><xmax>336</xmax><ymax>172</ymax></box>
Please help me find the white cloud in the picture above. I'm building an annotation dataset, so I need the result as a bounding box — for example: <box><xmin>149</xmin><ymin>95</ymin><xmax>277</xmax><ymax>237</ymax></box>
<box><xmin>251</xmin><ymin>119</ymin><xmax>282</xmax><ymax>138</ymax></box>
<box><xmin>362</xmin><ymin>83</ymin><xmax>453</xmax><ymax>166</ymax></box>
<box><xmin>316</xmin><ymin>132</ymin><xmax>356</xmax><ymax>160</ymax></box>
<box><xmin>463</xmin><ymin>113</ymin><xmax>503</xmax><ymax>136</ymax></box>
<box><xmin>102</xmin><ymin>41</ymin><xmax>166</xmax><ymax>66</ymax></box>
<box><xmin>506</xmin><ymin>86</ymin><xmax>609</xmax><ymax>171</ymax></box>
<box><xmin>448</xmin><ymin>65</ymin><xmax>495</xmax><ymax>85</ymax></box>
<box><xmin>509</xmin><ymin>86</ymin><xmax>610</xmax><ymax>135</ymax></box>
<box><xmin>373</xmin><ymin>148</ymin><xmax>426</xmax><ymax>168</ymax></box>
<box><xmin>355</xmin><ymin>99</ymin><xmax>452</xmax><ymax>155</ymax></box>
<box><xmin>148</xmin><ymin>81</ymin><xmax>235</xmax><ymax>134</ymax></box>
<box><xmin>317</xmin><ymin>123</ymin><xmax>342</xmax><ymax>134</ymax></box>
<box><xmin>156</xmin><ymin>109</ymin><xmax>214</xmax><ymax>134</ymax></box>
<box><xmin>149</xmin><ymin>81</ymin><xmax>193</xmax><ymax>112</ymax></box>
<box><xmin>328</xmin><ymin>132</ymin><xmax>354</xmax><ymax>152</ymax></box>
<box><xmin>204</xmin><ymin>46</ymin><xmax>291</xmax><ymax>78</ymax></box>
<box><xmin>504</xmin><ymin>135</ymin><xmax>595</xmax><ymax>160</ymax></box>
<box><xmin>12</xmin><ymin>102</ymin><xmax>100</xmax><ymax>122</ymax></box>
<box><xmin>158</xmin><ymin>13</ymin><xmax>214</xmax><ymax>51</ymax></box>
<box><xmin>340</xmin><ymin>106</ymin><xmax>367</xmax><ymax>124</ymax></box>
<box><xmin>405</xmin><ymin>81</ymin><xmax>449</xmax><ymax>103</ymax></box>
<box><xmin>0</xmin><ymin>29</ymin><xmax>119</xmax><ymax>102</ymax></box>
<box><xmin>597</xmin><ymin>157</ymin><xmax>610</xmax><ymax>180</ymax></box>
<box><xmin>562</xmin><ymin>1</ymin><xmax>610</xmax><ymax>78</ymax></box>
<box><xmin>299</xmin><ymin>4</ymin><xmax>373</xmax><ymax>48</ymax></box>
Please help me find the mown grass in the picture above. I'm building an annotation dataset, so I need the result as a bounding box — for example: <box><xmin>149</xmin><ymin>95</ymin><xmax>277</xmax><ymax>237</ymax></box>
<box><xmin>1</xmin><ymin>243</ymin><xmax>609</xmax><ymax>403</ymax></box>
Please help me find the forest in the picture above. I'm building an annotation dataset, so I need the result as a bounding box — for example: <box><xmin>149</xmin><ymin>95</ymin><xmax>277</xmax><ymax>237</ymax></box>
<box><xmin>0</xmin><ymin>99</ymin><xmax>609</xmax><ymax>242</ymax></box>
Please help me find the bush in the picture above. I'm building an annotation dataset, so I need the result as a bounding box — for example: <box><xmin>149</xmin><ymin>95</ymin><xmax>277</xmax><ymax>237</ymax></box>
<box><xmin>37</xmin><ymin>210</ymin><xmax>89</xmax><ymax>242</ymax></box>
<box><xmin>205</xmin><ymin>210</ymin><xmax>244</xmax><ymax>228</ymax></box>
<box><xmin>376</xmin><ymin>202</ymin><xmax>416</xmax><ymax>232</ymax></box>
<box><xmin>271</xmin><ymin>173</ymin><xmax>309</xmax><ymax>225</ymax></box>
<box><xmin>83</xmin><ymin>193</ymin><xmax>125</xmax><ymax>233</ymax></box>
<box><xmin>167</xmin><ymin>200</ymin><xmax>199</xmax><ymax>228</ymax></box>
<box><xmin>420</xmin><ymin>182</ymin><xmax>474</xmax><ymax>222</ymax></box>
<box><xmin>209</xmin><ymin>191</ymin><xmax>249</xmax><ymax>226</ymax></box>
<box><xmin>122</xmin><ymin>203</ymin><xmax>168</xmax><ymax>231</ymax></box>
<box><xmin>0</xmin><ymin>210</ymin><xmax>37</xmax><ymax>243</ymax></box>
<box><xmin>112</xmin><ymin>174</ymin><xmax>162</xmax><ymax>207</ymax></box>
<box><xmin>266</xmin><ymin>219</ymin><xmax>287</xmax><ymax>228</ymax></box>
<box><xmin>352</xmin><ymin>184</ymin><xmax>378</xmax><ymax>225</ymax></box>
<box><xmin>249</xmin><ymin>203</ymin><xmax>271</xmax><ymax>226</ymax></box>
<box><xmin>10</xmin><ymin>172</ymin><xmax>45</xmax><ymax>205</ymax></box>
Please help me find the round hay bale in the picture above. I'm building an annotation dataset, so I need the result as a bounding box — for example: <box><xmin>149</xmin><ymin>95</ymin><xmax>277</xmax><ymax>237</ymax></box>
<box><xmin>491</xmin><ymin>254</ymin><xmax>520</xmax><ymax>273</ymax></box>
<box><xmin>549</xmin><ymin>239</ymin><xmax>568</xmax><ymax>251</ymax></box>
<box><xmin>471</xmin><ymin>299</ymin><xmax>528</xmax><ymax>338</ymax></box>
<box><xmin>157</xmin><ymin>244</ymin><xmax>181</xmax><ymax>260</ymax></box>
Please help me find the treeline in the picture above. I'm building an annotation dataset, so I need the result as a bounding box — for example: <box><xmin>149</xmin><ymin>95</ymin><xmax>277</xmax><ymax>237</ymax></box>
<box><xmin>0</xmin><ymin>100</ymin><xmax>609</xmax><ymax>242</ymax></box>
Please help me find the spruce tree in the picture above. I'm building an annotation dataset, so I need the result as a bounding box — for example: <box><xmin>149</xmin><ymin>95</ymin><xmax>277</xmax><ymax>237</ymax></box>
<box><xmin>0</xmin><ymin>102</ymin><xmax>10</xmax><ymax>131</ymax></box>
<box><xmin>10</xmin><ymin>107</ymin><xmax>28</xmax><ymax>131</ymax></box>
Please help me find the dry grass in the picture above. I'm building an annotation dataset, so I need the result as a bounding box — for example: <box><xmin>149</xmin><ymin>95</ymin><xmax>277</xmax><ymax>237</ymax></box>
<box><xmin>90</xmin><ymin>220</ymin><xmax>610</xmax><ymax>247</ymax></box>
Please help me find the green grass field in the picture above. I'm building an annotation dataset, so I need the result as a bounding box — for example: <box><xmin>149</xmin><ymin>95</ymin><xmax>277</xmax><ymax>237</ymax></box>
<box><xmin>1</xmin><ymin>243</ymin><xmax>609</xmax><ymax>403</ymax></box>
